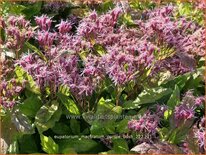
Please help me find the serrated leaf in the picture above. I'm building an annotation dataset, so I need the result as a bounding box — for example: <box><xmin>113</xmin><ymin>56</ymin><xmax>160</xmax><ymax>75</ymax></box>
<box><xmin>167</xmin><ymin>85</ymin><xmax>180</xmax><ymax>109</ymax></box>
<box><xmin>90</xmin><ymin>98</ymin><xmax>122</xmax><ymax>135</ymax></box>
<box><xmin>111</xmin><ymin>138</ymin><xmax>129</xmax><ymax>154</ymax></box>
<box><xmin>35</xmin><ymin>101</ymin><xmax>62</xmax><ymax>133</ymax></box>
<box><xmin>11</xmin><ymin>109</ymin><xmax>34</xmax><ymax>134</ymax></box>
<box><xmin>162</xmin><ymin>72</ymin><xmax>191</xmax><ymax>90</ymax></box>
<box><xmin>158</xmin><ymin>127</ymin><xmax>169</xmax><ymax>141</ymax></box>
<box><xmin>123</xmin><ymin>87</ymin><xmax>172</xmax><ymax>109</ymax></box>
<box><xmin>35</xmin><ymin>100</ymin><xmax>59</xmax><ymax>123</ymax></box>
<box><xmin>19</xmin><ymin>96</ymin><xmax>42</xmax><ymax>118</ymax></box>
<box><xmin>35</xmin><ymin>108</ymin><xmax>62</xmax><ymax>133</ymax></box>
<box><xmin>40</xmin><ymin>134</ymin><xmax>59</xmax><ymax>154</ymax></box>
<box><xmin>57</xmin><ymin>93</ymin><xmax>80</xmax><ymax>115</ymax></box>
<box><xmin>82</xmin><ymin>111</ymin><xmax>95</xmax><ymax>125</ymax></box>
<box><xmin>122</xmin><ymin>13</ymin><xmax>135</xmax><ymax>26</ymax></box>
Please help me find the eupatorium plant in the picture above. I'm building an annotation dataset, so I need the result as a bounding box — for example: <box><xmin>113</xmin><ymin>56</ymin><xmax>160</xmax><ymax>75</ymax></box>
<box><xmin>0</xmin><ymin>1</ymin><xmax>205</xmax><ymax>154</ymax></box>
<box><xmin>1</xmin><ymin>4</ymin><xmax>205</xmax><ymax>107</ymax></box>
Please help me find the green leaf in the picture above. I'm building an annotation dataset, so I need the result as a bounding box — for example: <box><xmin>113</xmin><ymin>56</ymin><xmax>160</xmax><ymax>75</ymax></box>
<box><xmin>167</xmin><ymin>85</ymin><xmax>180</xmax><ymax>109</ymax></box>
<box><xmin>25</xmin><ymin>42</ymin><xmax>47</xmax><ymax>61</ymax></box>
<box><xmin>11</xmin><ymin>109</ymin><xmax>35</xmax><ymax>134</ymax></box>
<box><xmin>6</xmin><ymin>2</ymin><xmax>26</xmax><ymax>15</ymax></box>
<box><xmin>18</xmin><ymin>96</ymin><xmax>42</xmax><ymax>118</ymax></box>
<box><xmin>90</xmin><ymin>121</ymin><xmax>116</xmax><ymax>135</ymax></box>
<box><xmin>123</xmin><ymin>87</ymin><xmax>172</xmax><ymax>109</ymax></box>
<box><xmin>58</xmin><ymin>85</ymin><xmax>70</xmax><ymax>96</ymax></box>
<box><xmin>57</xmin><ymin>93</ymin><xmax>80</xmax><ymax>115</ymax></box>
<box><xmin>164</xmin><ymin>110</ymin><xmax>172</xmax><ymax>120</ymax></box>
<box><xmin>51</xmin><ymin>122</ymin><xmax>72</xmax><ymax>135</ymax></box>
<box><xmin>15</xmin><ymin>66</ymin><xmax>40</xmax><ymax>94</ymax></box>
<box><xmin>158</xmin><ymin>127</ymin><xmax>169</xmax><ymax>141</ymax></box>
<box><xmin>35</xmin><ymin>101</ymin><xmax>62</xmax><ymax>133</ymax></box>
<box><xmin>62</xmin><ymin>148</ymin><xmax>77</xmax><ymax>154</ymax></box>
<box><xmin>121</xmin><ymin>13</ymin><xmax>135</xmax><ymax>26</ymax></box>
<box><xmin>7</xmin><ymin>140</ymin><xmax>19</xmax><ymax>154</ymax></box>
<box><xmin>58</xmin><ymin>138</ymin><xmax>103</xmax><ymax>154</ymax></box>
<box><xmin>40</xmin><ymin>134</ymin><xmax>59</xmax><ymax>154</ymax></box>
<box><xmin>22</xmin><ymin>2</ymin><xmax>42</xmax><ymax>18</ymax></box>
<box><xmin>96</xmin><ymin>0</ymin><xmax>115</xmax><ymax>13</ymax></box>
<box><xmin>116</xmin><ymin>119</ymin><xmax>129</xmax><ymax>134</ymax></box>
<box><xmin>94</xmin><ymin>44</ymin><xmax>106</xmax><ymax>56</ymax></box>
<box><xmin>111</xmin><ymin>138</ymin><xmax>129</xmax><ymax>154</ymax></box>
<box><xmin>0</xmin><ymin>106</ymin><xmax>6</xmax><ymax>116</ymax></box>
<box><xmin>162</xmin><ymin>72</ymin><xmax>191</xmax><ymax>90</ymax></box>
<box><xmin>19</xmin><ymin>135</ymin><xmax>38</xmax><ymax>153</ymax></box>
<box><xmin>90</xmin><ymin>98</ymin><xmax>122</xmax><ymax>135</ymax></box>
<box><xmin>82</xmin><ymin>111</ymin><xmax>95</xmax><ymax>125</ymax></box>
<box><xmin>70</xmin><ymin>119</ymin><xmax>80</xmax><ymax>135</ymax></box>
<box><xmin>35</xmin><ymin>100</ymin><xmax>59</xmax><ymax>123</ymax></box>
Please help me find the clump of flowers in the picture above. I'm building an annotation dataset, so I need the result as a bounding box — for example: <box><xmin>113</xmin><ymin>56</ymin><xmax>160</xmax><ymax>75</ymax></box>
<box><xmin>138</xmin><ymin>5</ymin><xmax>205</xmax><ymax>75</ymax></box>
<box><xmin>128</xmin><ymin>111</ymin><xmax>160</xmax><ymax>135</ymax></box>
<box><xmin>128</xmin><ymin>105</ymin><xmax>167</xmax><ymax>135</ymax></box>
<box><xmin>14</xmin><ymin>7</ymin><xmax>155</xmax><ymax>98</ymax></box>
<box><xmin>0</xmin><ymin>79</ymin><xmax>24</xmax><ymax>109</ymax></box>
<box><xmin>2</xmin><ymin>16</ymin><xmax>34</xmax><ymax>56</ymax></box>
<box><xmin>174</xmin><ymin>91</ymin><xmax>202</xmax><ymax>127</ymax></box>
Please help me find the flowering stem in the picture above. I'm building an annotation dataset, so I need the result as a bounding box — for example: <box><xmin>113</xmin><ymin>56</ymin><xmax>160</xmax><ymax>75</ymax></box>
<box><xmin>116</xmin><ymin>86</ymin><xmax>122</xmax><ymax>106</ymax></box>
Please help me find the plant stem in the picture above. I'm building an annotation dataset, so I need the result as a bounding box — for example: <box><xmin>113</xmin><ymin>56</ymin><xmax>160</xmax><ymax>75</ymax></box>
<box><xmin>116</xmin><ymin>86</ymin><xmax>122</xmax><ymax>106</ymax></box>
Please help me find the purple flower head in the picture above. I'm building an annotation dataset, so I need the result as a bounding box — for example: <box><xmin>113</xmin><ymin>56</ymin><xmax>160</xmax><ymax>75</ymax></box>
<box><xmin>195</xmin><ymin>96</ymin><xmax>205</xmax><ymax>106</ymax></box>
<box><xmin>110</xmin><ymin>7</ymin><xmax>122</xmax><ymax>22</ymax></box>
<box><xmin>37</xmin><ymin>31</ymin><xmax>56</xmax><ymax>48</ymax></box>
<box><xmin>0</xmin><ymin>79</ymin><xmax>24</xmax><ymax>109</ymax></box>
<box><xmin>4</xmin><ymin>16</ymin><xmax>34</xmax><ymax>50</ymax></box>
<box><xmin>56</xmin><ymin>20</ymin><xmax>72</xmax><ymax>34</ymax></box>
<box><xmin>148</xmin><ymin>5</ymin><xmax>174</xmax><ymax>18</ymax></box>
<box><xmin>128</xmin><ymin>111</ymin><xmax>160</xmax><ymax>135</ymax></box>
<box><xmin>174</xmin><ymin>91</ymin><xmax>197</xmax><ymax>122</ymax></box>
<box><xmin>35</xmin><ymin>15</ymin><xmax>52</xmax><ymax>31</ymax></box>
<box><xmin>7</xmin><ymin>16</ymin><xmax>19</xmax><ymax>26</ymax></box>
<box><xmin>195</xmin><ymin>129</ymin><xmax>205</xmax><ymax>148</ymax></box>
<box><xmin>174</xmin><ymin>104</ymin><xmax>194</xmax><ymax>120</ymax></box>
<box><xmin>15</xmin><ymin>86</ymin><xmax>23</xmax><ymax>93</ymax></box>
<box><xmin>89</xmin><ymin>10</ymin><xmax>98</xmax><ymax>21</ymax></box>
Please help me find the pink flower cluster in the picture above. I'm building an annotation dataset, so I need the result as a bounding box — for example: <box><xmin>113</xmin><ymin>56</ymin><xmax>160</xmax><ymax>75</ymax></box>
<box><xmin>15</xmin><ymin>7</ymin><xmax>156</xmax><ymax>98</ymax></box>
<box><xmin>2</xmin><ymin>15</ymin><xmax>34</xmax><ymax>51</ymax></box>
<box><xmin>128</xmin><ymin>105</ymin><xmax>167</xmax><ymax>135</ymax></box>
<box><xmin>137</xmin><ymin>5</ymin><xmax>205</xmax><ymax>75</ymax></box>
<box><xmin>128</xmin><ymin>111</ymin><xmax>160</xmax><ymax>134</ymax></box>
<box><xmin>0</xmin><ymin>79</ymin><xmax>24</xmax><ymax>109</ymax></box>
<box><xmin>0</xmin><ymin>5</ymin><xmax>200</xmax><ymax>101</ymax></box>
